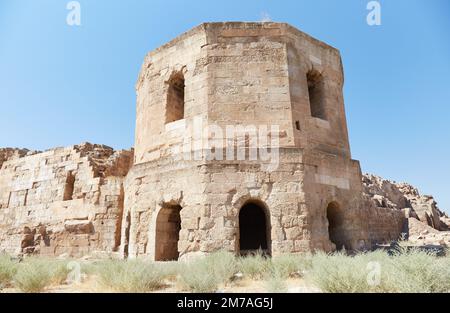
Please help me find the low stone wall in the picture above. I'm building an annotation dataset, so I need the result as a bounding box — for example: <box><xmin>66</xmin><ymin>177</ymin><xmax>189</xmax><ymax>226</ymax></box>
<box><xmin>363</xmin><ymin>174</ymin><xmax>448</xmax><ymax>231</ymax></box>
<box><xmin>0</xmin><ymin>143</ymin><xmax>133</xmax><ymax>257</ymax></box>
<box><xmin>366</xmin><ymin>203</ymin><xmax>406</xmax><ymax>245</ymax></box>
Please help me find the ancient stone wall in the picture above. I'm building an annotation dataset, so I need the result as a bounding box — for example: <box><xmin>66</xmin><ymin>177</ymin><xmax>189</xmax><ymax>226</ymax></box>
<box><xmin>1</xmin><ymin>22</ymin><xmax>447</xmax><ymax>260</ymax></box>
<box><xmin>0</xmin><ymin>143</ymin><xmax>133</xmax><ymax>257</ymax></box>
<box><xmin>134</xmin><ymin>25</ymin><xmax>209</xmax><ymax>164</ymax></box>
<box><xmin>125</xmin><ymin>22</ymin><xmax>373</xmax><ymax>260</ymax></box>
<box><xmin>123</xmin><ymin>150</ymin><xmax>308</xmax><ymax>259</ymax></box>
<box><xmin>365</xmin><ymin>204</ymin><xmax>405</xmax><ymax>245</ymax></box>
<box><xmin>0</xmin><ymin>148</ymin><xmax>33</xmax><ymax>168</ymax></box>
<box><xmin>361</xmin><ymin>173</ymin><xmax>450</xmax><ymax>246</ymax></box>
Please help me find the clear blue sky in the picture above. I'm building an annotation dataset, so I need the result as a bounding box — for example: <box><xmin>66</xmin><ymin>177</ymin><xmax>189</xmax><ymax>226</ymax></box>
<box><xmin>0</xmin><ymin>0</ymin><xmax>449</xmax><ymax>212</ymax></box>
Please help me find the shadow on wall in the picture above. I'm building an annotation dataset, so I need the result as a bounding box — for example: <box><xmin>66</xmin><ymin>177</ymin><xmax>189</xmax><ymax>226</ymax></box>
<box><xmin>327</xmin><ymin>201</ymin><xmax>346</xmax><ymax>250</ymax></box>
<box><xmin>155</xmin><ymin>204</ymin><xmax>182</xmax><ymax>261</ymax></box>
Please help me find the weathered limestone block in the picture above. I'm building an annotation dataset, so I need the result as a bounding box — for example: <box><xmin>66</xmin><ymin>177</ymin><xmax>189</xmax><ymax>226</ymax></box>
<box><xmin>122</xmin><ymin>22</ymin><xmax>381</xmax><ymax>260</ymax></box>
<box><xmin>64</xmin><ymin>220</ymin><xmax>94</xmax><ymax>234</ymax></box>
<box><xmin>363</xmin><ymin>173</ymin><xmax>448</xmax><ymax>234</ymax></box>
<box><xmin>21</xmin><ymin>227</ymin><xmax>35</xmax><ymax>249</ymax></box>
<box><xmin>0</xmin><ymin>143</ymin><xmax>133</xmax><ymax>257</ymax></box>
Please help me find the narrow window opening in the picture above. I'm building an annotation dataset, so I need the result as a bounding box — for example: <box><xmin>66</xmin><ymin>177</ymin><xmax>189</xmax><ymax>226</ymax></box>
<box><xmin>63</xmin><ymin>171</ymin><xmax>75</xmax><ymax>201</ymax></box>
<box><xmin>165</xmin><ymin>72</ymin><xmax>185</xmax><ymax>123</ymax></box>
<box><xmin>124</xmin><ymin>211</ymin><xmax>131</xmax><ymax>257</ymax></box>
<box><xmin>239</xmin><ymin>202</ymin><xmax>271</xmax><ymax>256</ymax></box>
<box><xmin>295</xmin><ymin>120</ymin><xmax>301</xmax><ymax>131</ymax></box>
<box><xmin>307</xmin><ymin>70</ymin><xmax>327</xmax><ymax>120</ymax></box>
<box><xmin>114</xmin><ymin>186</ymin><xmax>125</xmax><ymax>251</ymax></box>
<box><xmin>327</xmin><ymin>202</ymin><xmax>345</xmax><ymax>250</ymax></box>
<box><xmin>155</xmin><ymin>204</ymin><xmax>182</xmax><ymax>261</ymax></box>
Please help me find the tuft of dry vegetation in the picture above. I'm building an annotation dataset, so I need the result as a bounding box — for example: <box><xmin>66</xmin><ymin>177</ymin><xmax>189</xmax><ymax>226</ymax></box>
<box><xmin>265</xmin><ymin>270</ymin><xmax>288</xmax><ymax>293</ymax></box>
<box><xmin>0</xmin><ymin>254</ymin><xmax>18</xmax><ymax>289</ymax></box>
<box><xmin>94</xmin><ymin>259</ymin><xmax>168</xmax><ymax>292</ymax></box>
<box><xmin>178</xmin><ymin>251</ymin><xmax>238</xmax><ymax>292</ymax></box>
<box><xmin>0</xmin><ymin>248</ymin><xmax>448</xmax><ymax>293</ymax></box>
<box><xmin>237</xmin><ymin>251</ymin><xmax>272</xmax><ymax>280</ymax></box>
<box><xmin>270</xmin><ymin>253</ymin><xmax>312</xmax><ymax>279</ymax></box>
<box><xmin>14</xmin><ymin>258</ymin><xmax>70</xmax><ymax>293</ymax></box>
<box><xmin>305</xmin><ymin>248</ymin><xmax>450</xmax><ymax>293</ymax></box>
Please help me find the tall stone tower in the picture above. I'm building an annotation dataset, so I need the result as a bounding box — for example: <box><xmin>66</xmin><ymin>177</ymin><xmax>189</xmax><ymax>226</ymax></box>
<box><xmin>122</xmin><ymin>22</ymin><xmax>368</xmax><ymax>260</ymax></box>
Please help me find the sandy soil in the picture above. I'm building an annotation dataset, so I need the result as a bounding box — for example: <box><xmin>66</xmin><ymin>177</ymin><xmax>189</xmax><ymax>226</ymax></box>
<box><xmin>1</xmin><ymin>276</ymin><xmax>320</xmax><ymax>293</ymax></box>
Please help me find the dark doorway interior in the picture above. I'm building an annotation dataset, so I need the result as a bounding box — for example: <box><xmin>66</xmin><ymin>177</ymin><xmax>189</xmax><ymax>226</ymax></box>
<box><xmin>239</xmin><ymin>202</ymin><xmax>269</xmax><ymax>255</ymax></box>
<box><xmin>155</xmin><ymin>205</ymin><xmax>182</xmax><ymax>261</ymax></box>
<box><xmin>327</xmin><ymin>202</ymin><xmax>345</xmax><ymax>250</ymax></box>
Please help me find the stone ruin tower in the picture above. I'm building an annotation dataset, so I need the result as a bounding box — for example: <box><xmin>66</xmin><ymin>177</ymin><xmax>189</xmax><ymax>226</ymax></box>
<box><xmin>121</xmin><ymin>22</ymin><xmax>370</xmax><ymax>260</ymax></box>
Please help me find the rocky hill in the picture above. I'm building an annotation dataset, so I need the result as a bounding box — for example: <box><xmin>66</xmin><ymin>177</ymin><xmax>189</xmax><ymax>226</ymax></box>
<box><xmin>363</xmin><ymin>173</ymin><xmax>450</xmax><ymax>246</ymax></box>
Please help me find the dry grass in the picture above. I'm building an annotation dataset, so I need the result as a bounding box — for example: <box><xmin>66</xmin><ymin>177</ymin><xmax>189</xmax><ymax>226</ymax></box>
<box><xmin>178</xmin><ymin>251</ymin><xmax>238</xmax><ymax>292</ymax></box>
<box><xmin>0</xmin><ymin>254</ymin><xmax>18</xmax><ymax>289</ymax></box>
<box><xmin>13</xmin><ymin>258</ymin><xmax>70</xmax><ymax>293</ymax></box>
<box><xmin>270</xmin><ymin>253</ymin><xmax>312</xmax><ymax>278</ymax></box>
<box><xmin>94</xmin><ymin>259</ymin><xmax>168</xmax><ymax>292</ymax></box>
<box><xmin>237</xmin><ymin>251</ymin><xmax>272</xmax><ymax>280</ymax></box>
<box><xmin>386</xmin><ymin>247</ymin><xmax>450</xmax><ymax>292</ymax></box>
<box><xmin>306</xmin><ymin>251</ymin><xmax>379</xmax><ymax>292</ymax></box>
<box><xmin>306</xmin><ymin>248</ymin><xmax>450</xmax><ymax>293</ymax></box>
<box><xmin>1</xmin><ymin>248</ymin><xmax>449</xmax><ymax>293</ymax></box>
<box><xmin>265</xmin><ymin>270</ymin><xmax>288</xmax><ymax>293</ymax></box>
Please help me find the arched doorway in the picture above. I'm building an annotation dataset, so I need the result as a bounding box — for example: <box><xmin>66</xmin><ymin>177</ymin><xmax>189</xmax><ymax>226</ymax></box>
<box><xmin>155</xmin><ymin>205</ymin><xmax>182</xmax><ymax>261</ymax></box>
<box><xmin>239</xmin><ymin>202</ymin><xmax>270</xmax><ymax>255</ymax></box>
<box><xmin>165</xmin><ymin>72</ymin><xmax>185</xmax><ymax>123</ymax></box>
<box><xmin>327</xmin><ymin>202</ymin><xmax>345</xmax><ymax>250</ymax></box>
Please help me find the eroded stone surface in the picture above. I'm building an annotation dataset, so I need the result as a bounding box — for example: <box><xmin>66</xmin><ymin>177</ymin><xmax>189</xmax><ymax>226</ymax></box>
<box><xmin>0</xmin><ymin>143</ymin><xmax>133</xmax><ymax>257</ymax></box>
<box><xmin>363</xmin><ymin>173</ymin><xmax>449</xmax><ymax>246</ymax></box>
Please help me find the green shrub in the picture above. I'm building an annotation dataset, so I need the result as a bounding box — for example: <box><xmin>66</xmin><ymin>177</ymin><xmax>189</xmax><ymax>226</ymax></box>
<box><xmin>306</xmin><ymin>252</ymin><xmax>373</xmax><ymax>293</ymax></box>
<box><xmin>178</xmin><ymin>260</ymin><xmax>220</xmax><ymax>293</ymax></box>
<box><xmin>178</xmin><ymin>251</ymin><xmax>238</xmax><ymax>292</ymax></box>
<box><xmin>157</xmin><ymin>261</ymin><xmax>180</xmax><ymax>280</ymax></box>
<box><xmin>8</xmin><ymin>248</ymin><xmax>450</xmax><ymax>293</ymax></box>
<box><xmin>305</xmin><ymin>249</ymin><xmax>450</xmax><ymax>293</ymax></box>
<box><xmin>96</xmin><ymin>259</ymin><xmax>167</xmax><ymax>292</ymax></box>
<box><xmin>265</xmin><ymin>270</ymin><xmax>288</xmax><ymax>293</ymax></box>
<box><xmin>50</xmin><ymin>260</ymin><xmax>72</xmax><ymax>285</ymax></box>
<box><xmin>205</xmin><ymin>250</ymin><xmax>238</xmax><ymax>282</ymax></box>
<box><xmin>237</xmin><ymin>251</ymin><xmax>272</xmax><ymax>280</ymax></box>
<box><xmin>386</xmin><ymin>248</ymin><xmax>450</xmax><ymax>292</ymax></box>
<box><xmin>14</xmin><ymin>258</ymin><xmax>59</xmax><ymax>293</ymax></box>
<box><xmin>80</xmin><ymin>259</ymin><xmax>99</xmax><ymax>276</ymax></box>
<box><xmin>271</xmin><ymin>254</ymin><xmax>312</xmax><ymax>279</ymax></box>
<box><xmin>0</xmin><ymin>254</ymin><xmax>18</xmax><ymax>289</ymax></box>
